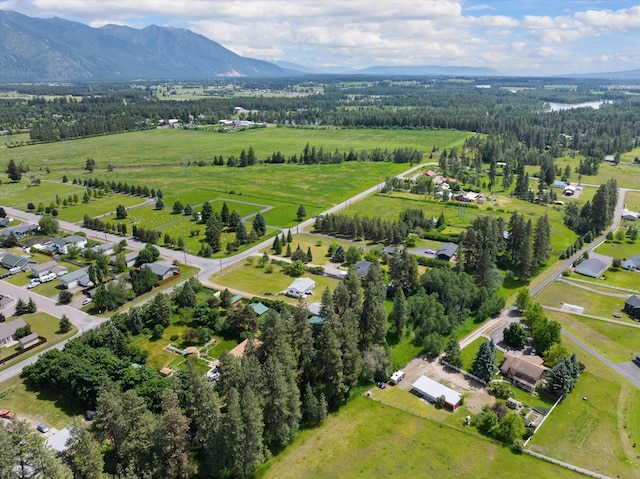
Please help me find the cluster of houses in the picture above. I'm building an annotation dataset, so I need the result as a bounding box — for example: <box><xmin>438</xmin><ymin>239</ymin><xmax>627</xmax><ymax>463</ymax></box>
<box><xmin>552</xmin><ymin>180</ymin><xmax>584</xmax><ymax>197</ymax></box>
<box><xmin>422</xmin><ymin>170</ymin><xmax>486</xmax><ymax>204</ymax></box>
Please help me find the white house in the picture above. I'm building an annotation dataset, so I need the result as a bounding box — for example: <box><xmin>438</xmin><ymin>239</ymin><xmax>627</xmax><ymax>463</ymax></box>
<box><xmin>286</xmin><ymin>277</ymin><xmax>316</xmax><ymax>298</ymax></box>
<box><xmin>30</xmin><ymin>260</ymin><xmax>68</xmax><ymax>280</ymax></box>
<box><xmin>51</xmin><ymin>235</ymin><xmax>87</xmax><ymax>254</ymax></box>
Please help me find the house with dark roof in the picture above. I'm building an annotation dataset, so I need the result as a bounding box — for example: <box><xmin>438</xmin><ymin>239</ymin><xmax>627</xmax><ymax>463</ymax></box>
<box><xmin>355</xmin><ymin>260</ymin><xmax>372</xmax><ymax>277</ymax></box>
<box><xmin>622</xmin><ymin>254</ymin><xmax>640</xmax><ymax>271</ymax></box>
<box><xmin>436</xmin><ymin>242</ymin><xmax>458</xmax><ymax>261</ymax></box>
<box><xmin>0</xmin><ymin>223</ymin><xmax>38</xmax><ymax>239</ymax></box>
<box><xmin>146</xmin><ymin>262</ymin><xmax>179</xmax><ymax>280</ymax></box>
<box><xmin>1</xmin><ymin>252</ymin><xmax>36</xmax><ymax>271</ymax></box>
<box><xmin>59</xmin><ymin>267</ymin><xmax>92</xmax><ymax>289</ymax></box>
<box><xmin>0</xmin><ymin>318</ymin><xmax>28</xmax><ymax>346</ymax></box>
<box><xmin>624</xmin><ymin>295</ymin><xmax>640</xmax><ymax>320</ymax></box>
<box><xmin>574</xmin><ymin>258</ymin><xmax>608</xmax><ymax>278</ymax></box>
<box><xmin>30</xmin><ymin>260</ymin><xmax>68</xmax><ymax>280</ymax></box>
<box><xmin>500</xmin><ymin>353</ymin><xmax>549</xmax><ymax>392</ymax></box>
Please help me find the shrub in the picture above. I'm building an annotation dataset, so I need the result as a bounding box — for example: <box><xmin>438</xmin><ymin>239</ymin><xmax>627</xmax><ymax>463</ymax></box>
<box><xmin>58</xmin><ymin>290</ymin><xmax>73</xmax><ymax>305</ymax></box>
<box><xmin>152</xmin><ymin>324</ymin><xmax>164</xmax><ymax>340</ymax></box>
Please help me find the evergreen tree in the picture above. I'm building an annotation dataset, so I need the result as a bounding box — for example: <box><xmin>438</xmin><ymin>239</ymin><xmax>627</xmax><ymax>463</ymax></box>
<box><xmin>297</xmin><ymin>204</ymin><xmax>307</xmax><ymax>221</ymax></box>
<box><xmin>221</xmin><ymin>388</ymin><xmax>244</xmax><ymax>477</ymax></box>
<box><xmin>201</xmin><ymin>201</ymin><xmax>212</xmax><ymax>222</ymax></box>
<box><xmin>235</xmin><ymin>221</ymin><xmax>249</xmax><ymax>244</ymax></box>
<box><xmin>66</xmin><ymin>420</ymin><xmax>105</xmax><ymax>479</ymax></box>
<box><xmin>306</xmin><ymin>246</ymin><xmax>313</xmax><ymax>263</ymax></box>
<box><xmin>155</xmin><ymin>198</ymin><xmax>164</xmax><ymax>210</ymax></box>
<box><xmin>272</xmin><ymin>235</ymin><xmax>282</xmax><ymax>254</ymax></box>
<box><xmin>285</xmin><ymin>243</ymin><xmax>292</xmax><ymax>257</ymax></box>
<box><xmin>443</xmin><ymin>337</ymin><xmax>463</xmax><ymax>368</ymax></box>
<box><xmin>360</xmin><ymin>262</ymin><xmax>387</xmax><ymax>347</ymax></box>
<box><xmin>205</xmin><ymin>214</ymin><xmax>222</xmax><ymax>252</ymax></box>
<box><xmin>472</xmin><ymin>339</ymin><xmax>497</xmax><ymax>382</ymax></box>
<box><xmin>221</xmin><ymin>201</ymin><xmax>230</xmax><ymax>224</ymax></box>
<box><xmin>159</xmin><ymin>389</ymin><xmax>191</xmax><ymax>479</ymax></box>
<box><xmin>59</xmin><ymin>314</ymin><xmax>72</xmax><ymax>333</ymax></box>
<box><xmin>390</xmin><ymin>288</ymin><xmax>408</xmax><ymax>341</ymax></box>
<box><xmin>183</xmin><ymin>203</ymin><xmax>193</xmax><ymax>216</ymax></box>
<box><xmin>116</xmin><ymin>204</ymin><xmax>128</xmax><ymax>219</ymax></box>
<box><xmin>6</xmin><ymin>159</ymin><xmax>21</xmax><ymax>181</ymax></box>
<box><xmin>518</xmin><ymin>220</ymin><xmax>533</xmax><ymax>279</ymax></box>
<box><xmin>532</xmin><ymin>213</ymin><xmax>551</xmax><ymax>271</ymax></box>
<box><xmin>252</xmin><ymin>211</ymin><xmax>266</xmax><ymax>237</ymax></box>
<box><xmin>240</xmin><ymin>386</ymin><xmax>265</xmax><ymax>478</ymax></box>
<box><xmin>287</xmin><ymin>229</ymin><xmax>293</xmax><ymax>243</ymax></box>
<box><xmin>228</xmin><ymin>210</ymin><xmax>241</xmax><ymax>229</ymax></box>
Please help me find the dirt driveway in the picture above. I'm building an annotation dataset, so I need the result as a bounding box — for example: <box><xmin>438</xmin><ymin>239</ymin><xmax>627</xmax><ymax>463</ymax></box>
<box><xmin>398</xmin><ymin>355</ymin><xmax>494</xmax><ymax>413</ymax></box>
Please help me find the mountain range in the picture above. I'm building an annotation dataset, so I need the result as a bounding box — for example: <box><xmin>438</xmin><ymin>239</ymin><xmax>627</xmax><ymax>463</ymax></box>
<box><xmin>2</xmin><ymin>10</ymin><xmax>640</xmax><ymax>82</ymax></box>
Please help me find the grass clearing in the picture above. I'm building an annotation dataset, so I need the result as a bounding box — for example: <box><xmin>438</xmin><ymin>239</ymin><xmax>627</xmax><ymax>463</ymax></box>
<box><xmin>0</xmin><ymin>376</ymin><xmax>83</xmax><ymax>430</ymax></box>
<box><xmin>545</xmin><ymin>310</ymin><xmax>640</xmax><ymax>363</ymax></box>
<box><xmin>459</xmin><ymin>337</ymin><xmax>504</xmax><ymax>372</ymax></box>
<box><xmin>537</xmin><ymin>281</ymin><xmax>629</xmax><ymax>319</ymax></box>
<box><xmin>255</xmin><ymin>395</ymin><xmax>584</xmax><ymax>479</ymax></box>
<box><xmin>211</xmin><ymin>262</ymin><xmax>339</xmax><ymax>303</ymax></box>
<box><xmin>528</xmin><ymin>334</ymin><xmax>640</xmax><ymax>478</ymax></box>
<box><xmin>595</xmin><ymin>236</ymin><xmax>640</xmax><ymax>260</ymax></box>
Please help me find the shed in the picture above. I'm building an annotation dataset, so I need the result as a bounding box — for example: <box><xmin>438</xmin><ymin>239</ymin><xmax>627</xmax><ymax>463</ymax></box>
<box><xmin>308</xmin><ymin>316</ymin><xmax>325</xmax><ymax>325</ymax></box>
<box><xmin>159</xmin><ymin>367</ymin><xmax>174</xmax><ymax>377</ymax></box>
<box><xmin>411</xmin><ymin>376</ymin><xmax>462</xmax><ymax>410</ymax></box>
<box><xmin>249</xmin><ymin>302</ymin><xmax>269</xmax><ymax>316</ymax></box>
<box><xmin>19</xmin><ymin>332</ymin><xmax>40</xmax><ymax>349</ymax></box>
<box><xmin>574</xmin><ymin>258</ymin><xmax>608</xmax><ymax>278</ymax></box>
<box><xmin>553</xmin><ymin>180</ymin><xmax>567</xmax><ymax>188</ymax></box>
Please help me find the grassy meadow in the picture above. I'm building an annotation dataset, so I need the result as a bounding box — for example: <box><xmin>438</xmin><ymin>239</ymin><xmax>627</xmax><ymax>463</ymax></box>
<box><xmin>255</xmin><ymin>395</ymin><xmax>585</xmax><ymax>479</ymax></box>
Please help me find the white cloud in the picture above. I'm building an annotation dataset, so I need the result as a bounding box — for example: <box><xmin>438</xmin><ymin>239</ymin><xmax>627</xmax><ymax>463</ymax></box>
<box><xmin>0</xmin><ymin>0</ymin><xmax>638</xmax><ymax>75</ymax></box>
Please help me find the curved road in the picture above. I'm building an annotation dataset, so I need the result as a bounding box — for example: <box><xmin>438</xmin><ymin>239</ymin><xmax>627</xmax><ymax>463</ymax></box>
<box><xmin>0</xmin><ymin>162</ymin><xmax>428</xmax><ymax>382</ymax></box>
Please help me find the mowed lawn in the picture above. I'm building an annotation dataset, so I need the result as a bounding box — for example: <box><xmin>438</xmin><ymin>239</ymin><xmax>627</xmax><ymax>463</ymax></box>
<box><xmin>537</xmin><ymin>281</ymin><xmax>630</xmax><ymax>319</ymax></box>
<box><xmin>255</xmin><ymin>396</ymin><xmax>584</xmax><ymax>479</ymax></box>
<box><xmin>546</xmin><ymin>310</ymin><xmax>640</xmax><ymax>362</ymax></box>
<box><xmin>528</xmin><ymin>336</ymin><xmax>640</xmax><ymax>479</ymax></box>
<box><xmin>594</xmin><ymin>236</ymin><xmax>640</xmax><ymax>263</ymax></box>
<box><xmin>211</xmin><ymin>262</ymin><xmax>340</xmax><ymax>304</ymax></box>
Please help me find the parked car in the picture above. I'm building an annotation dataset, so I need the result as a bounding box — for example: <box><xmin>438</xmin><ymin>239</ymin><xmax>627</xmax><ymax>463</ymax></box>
<box><xmin>376</xmin><ymin>381</ymin><xmax>387</xmax><ymax>389</ymax></box>
<box><xmin>28</xmin><ymin>280</ymin><xmax>41</xmax><ymax>289</ymax></box>
<box><xmin>425</xmin><ymin>249</ymin><xmax>435</xmax><ymax>254</ymax></box>
<box><xmin>36</xmin><ymin>424</ymin><xmax>49</xmax><ymax>433</ymax></box>
<box><xmin>82</xmin><ymin>298</ymin><xmax>92</xmax><ymax>305</ymax></box>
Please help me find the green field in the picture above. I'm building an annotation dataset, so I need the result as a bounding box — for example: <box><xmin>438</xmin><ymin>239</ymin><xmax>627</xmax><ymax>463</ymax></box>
<box><xmin>211</xmin><ymin>262</ymin><xmax>340</xmax><ymax>304</ymax></box>
<box><xmin>537</xmin><ymin>281</ymin><xmax>631</xmax><ymax>319</ymax></box>
<box><xmin>256</xmin><ymin>395</ymin><xmax>584</xmax><ymax>479</ymax></box>
<box><xmin>0</xmin><ymin>127</ymin><xmax>470</xmax><ymax>173</ymax></box>
<box><xmin>546</xmin><ymin>310</ymin><xmax>640</xmax><ymax>363</ymax></box>
<box><xmin>528</xmin><ymin>336</ymin><xmax>640</xmax><ymax>478</ymax></box>
<box><xmin>595</xmin><ymin>235</ymin><xmax>640</xmax><ymax>261</ymax></box>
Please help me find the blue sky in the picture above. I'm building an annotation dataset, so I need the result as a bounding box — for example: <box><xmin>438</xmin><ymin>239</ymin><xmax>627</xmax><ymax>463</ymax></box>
<box><xmin>2</xmin><ymin>0</ymin><xmax>640</xmax><ymax>75</ymax></box>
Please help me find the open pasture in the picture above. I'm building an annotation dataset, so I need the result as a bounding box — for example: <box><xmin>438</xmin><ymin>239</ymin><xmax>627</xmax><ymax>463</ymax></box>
<box><xmin>528</xmin><ymin>338</ymin><xmax>640</xmax><ymax>479</ymax></box>
<box><xmin>0</xmin><ymin>127</ymin><xmax>470</xmax><ymax>173</ymax></box>
<box><xmin>566</xmin><ymin>267</ymin><xmax>640</xmax><ymax>292</ymax></box>
<box><xmin>255</xmin><ymin>395</ymin><xmax>584</xmax><ymax>479</ymax></box>
<box><xmin>0</xmin><ymin>179</ymin><xmax>82</xmax><ymax>208</ymax></box>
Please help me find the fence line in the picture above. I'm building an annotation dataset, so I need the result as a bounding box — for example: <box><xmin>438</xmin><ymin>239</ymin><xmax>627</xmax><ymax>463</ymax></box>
<box><xmin>440</xmin><ymin>359</ymin><xmax>488</xmax><ymax>385</ymax></box>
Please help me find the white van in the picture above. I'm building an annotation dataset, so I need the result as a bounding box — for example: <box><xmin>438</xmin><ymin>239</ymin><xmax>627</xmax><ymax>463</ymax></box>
<box><xmin>390</xmin><ymin>370</ymin><xmax>405</xmax><ymax>385</ymax></box>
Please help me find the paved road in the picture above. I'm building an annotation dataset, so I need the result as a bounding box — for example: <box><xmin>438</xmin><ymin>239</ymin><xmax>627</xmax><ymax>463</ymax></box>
<box><xmin>457</xmin><ymin>187</ymin><xmax>640</xmax><ymax>389</ymax></box>
<box><xmin>0</xmin><ymin>162</ymin><xmax>429</xmax><ymax>382</ymax></box>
